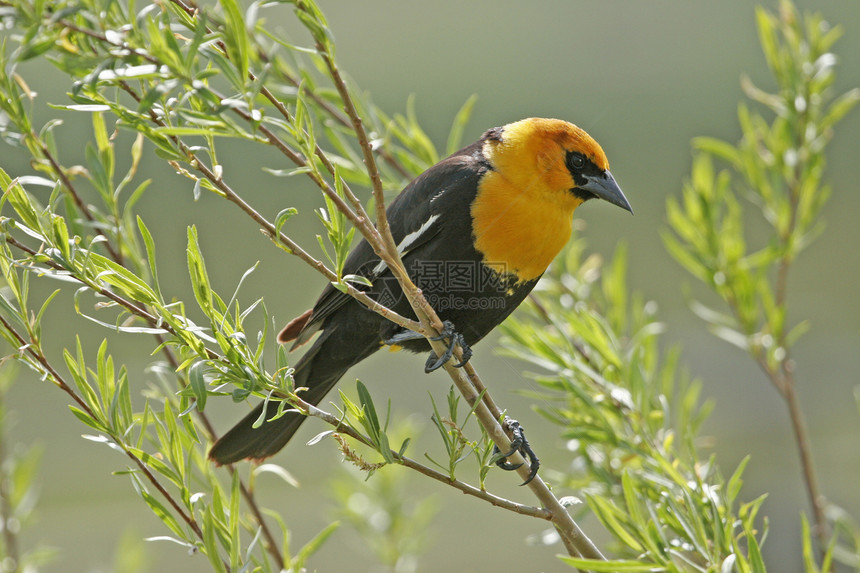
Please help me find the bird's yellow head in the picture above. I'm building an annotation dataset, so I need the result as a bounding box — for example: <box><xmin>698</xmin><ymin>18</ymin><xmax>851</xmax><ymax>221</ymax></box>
<box><xmin>482</xmin><ymin>118</ymin><xmax>630</xmax><ymax>212</ymax></box>
<box><xmin>472</xmin><ymin>118</ymin><xmax>631</xmax><ymax>282</ymax></box>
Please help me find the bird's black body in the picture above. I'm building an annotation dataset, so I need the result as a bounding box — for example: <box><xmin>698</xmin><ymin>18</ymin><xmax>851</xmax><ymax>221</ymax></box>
<box><xmin>208</xmin><ymin>118</ymin><xmax>631</xmax><ymax>465</ymax></box>
<box><xmin>210</xmin><ymin>135</ymin><xmax>537</xmax><ymax>464</ymax></box>
<box><xmin>302</xmin><ymin>136</ymin><xmax>533</xmax><ymax>352</ymax></box>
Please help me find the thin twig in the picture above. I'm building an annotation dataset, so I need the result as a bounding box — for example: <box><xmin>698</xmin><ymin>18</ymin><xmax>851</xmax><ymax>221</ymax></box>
<box><xmin>315</xmin><ymin>44</ymin><xmax>392</xmax><ymax>250</ymax></box>
<box><xmin>294</xmin><ymin>397</ymin><xmax>552</xmax><ymax>520</ymax></box>
<box><xmin>168</xmin><ymin>0</ymin><xmax>412</xmax><ymax>179</ymax></box>
<box><xmin>438</xmin><ymin>356</ymin><xmax>603</xmax><ymax>561</ymax></box>
<box><xmin>32</xmin><ymin>138</ymin><xmax>125</xmax><ymax>265</ymax></box>
<box><xmin>774</xmin><ymin>107</ymin><xmax>828</xmax><ymax>550</ymax></box>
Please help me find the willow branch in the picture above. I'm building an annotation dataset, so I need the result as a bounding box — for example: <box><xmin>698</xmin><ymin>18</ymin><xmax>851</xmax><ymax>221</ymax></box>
<box><xmin>27</xmin><ymin>136</ymin><xmax>125</xmax><ymax>266</ymax></box>
<box><xmin>5</xmin><ymin>180</ymin><xmax>287</xmax><ymax>566</ymax></box>
<box><xmin>166</xmin><ymin>0</ymin><xmax>402</xmax><ymax>236</ymax></box>
<box><xmin>167</xmin><ymin>0</ymin><xmax>411</xmax><ymax>180</ymax></box>
<box><xmin>773</xmin><ymin>103</ymin><xmax>827</xmax><ymax>549</ymax></box>
<box><xmin>110</xmin><ymin>78</ymin><xmax>425</xmax><ymax>340</ymax></box>
<box><xmin>290</xmin><ymin>396</ymin><xmax>551</xmax><ymax>520</ymax></box>
<box><xmin>0</xmin><ymin>314</ymin><xmax>218</xmax><ymax>561</ymax></box>
<box><xmin>314</xmin><ymin>43</ymin><xmax>399</xmax><ymax>261</ymax></box>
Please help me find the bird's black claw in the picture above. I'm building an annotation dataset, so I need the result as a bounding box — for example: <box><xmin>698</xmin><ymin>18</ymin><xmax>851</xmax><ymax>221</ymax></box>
<box><xmin>492</xmin><ymin>418</ymin><xmax>540</xmax><ymax>485</ymax></box>
<box><xmin>423</xmin><ymin>321</ymin><xmax>472</xmax><ymax>373</ymax></box>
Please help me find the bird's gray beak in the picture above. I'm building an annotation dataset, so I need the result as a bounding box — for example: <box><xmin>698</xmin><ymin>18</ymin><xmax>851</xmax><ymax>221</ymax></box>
<box><xmin>580</xmin><ymin>171</ymin><xmax>633</xmax><ymax>214</ymax></box>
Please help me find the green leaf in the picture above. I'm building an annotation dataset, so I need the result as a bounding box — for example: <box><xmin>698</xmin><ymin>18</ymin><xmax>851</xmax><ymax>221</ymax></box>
<box><xmin>294</xmin><ymin>1</ymin><xmax>334</xmax><ymax>51</ymax></box>
<box><xmin>89</xmin><ymin>252</ymin><xmax>160</xmax><ymax>305</ymax></box>
<box><xmin>252</xmin><ymin>392</ymin><xmax>274</xmax><ymax>429</ymax></box>
<box><xmin>135</xmin><ymin>480</ymin><xmax>186</xmax><ymax>540</ymax></box>
<box><xmin>693</xmin><ymin>136</ymin><xmax>740</xmax><ymax>165</ymax></box>
<box><xmin>275</xmin><ymin>207</ymin><xmax>298</xmax><ymax>235</ymax></box>
<box><xmin>621</xmin><ymin>470</ymin><xmax>645</xmax><ymax>527</ymax></box>
<box><xmin>755</xmin><ymin>6</ymin><xmax>779</xmax><ymax>77</ymax></box>
<box><xmin>3</xmin><ymin>175</ymin><xmax>41</xmax><ymax>232</ymax></box>
<box><xmin>356</xmin><ymin>380</ymin><xmax>380</xmax><ymax>435</ymax></box>
<box><xmin>342</xmin><ymin>274</ymin><xmax>372</xmax><ymax>287</ymax></box>
<box><xmin>726</xmin><ymin>456</ymin><xmax>750</xmax><ymax>505</ymax></box>
<box><xmin>357</xmin><ymin>381</ymin><xmax>394</xmax><ymax>463</ymax></box>
<box><xmin>33</xmin><ymin>289</ymin><xmax>61</xmax><ymax>337</ymax></box>
<box><xmin>253</xmin><ymin>463</ymin><xmax>300</xmax><ymax>488</ymax></box>
<box><xmin>800</xmin><ymin>514</ymin><xmax>819</xmax><ymax>573</ymax></box>
<box><xmin>153</xmin><ymin>126</ymin><xmax>233</xmax><ymax>137</ymax></box>
<box><xmin>229</xmin><ymin>470</ymin><xmax>241</xmax><ymax>570</ymax></box>
<box><xmin>68</xmin><ymin>405</ymin><xmax>106</xmax><ymax>432</ymax></box>
<box><xmin>292</xmin><ymin>521</ymin><xmax>339</xmax><ymax>572</ymax></box>
<box><xmin>747</xmin><ymin>532</ymin><xmax>766</xmax><ymax>573</ymax></box>
<box><xmin>124</xmin><ymin>447</ymin><xmax>183</xmax><ymax>488</ymax></box>
<box><xmin>822</xmin><ymin>87</ymin><xmax>860</xmax><ymax>130</ymax></box>
<box><xmin>186</xmin><ymin>226</ymin><xmax>213</xmax><ymax>316</ymax></box>
<box><xmin>202</xmin><ymin>508</ymin><xmax>228</xmax><ymax>573</ymax></box>
<box><xmin>137</xmin><ymin>216</ymin><xmax>163</xmax><ymax>300</ymax></box>
<box><xmin>188</xmin><ymin>361</ymin><xmax>208</xmax><ymax>411</ymax></box>
<box><xmin>397</xmin><ymin>437</ymin><xmax>411</xmax><ymax>457</ymax></box>
<box><xmin>219</xmin><ymin>0</ymin><xmax>250</xmax><ymax>88</ymax></box>
<box><xmin>587</xmin><ymin>495</ymin><xmax>643</xmax><ymax>552</ymax></box>
<box><xmin>50</xmin><ymin>215</ymin><xmax>72</xmax><ymax>262</ymax></box>
<box><xmin>559</xmin><ymin>557</ymin><xmax>658</xmax><ymax>572</ymax></box>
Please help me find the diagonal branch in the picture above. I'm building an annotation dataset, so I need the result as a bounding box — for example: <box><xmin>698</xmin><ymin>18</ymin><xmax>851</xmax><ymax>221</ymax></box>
<box><xmin>301</xmin><ymin>7</ymin><xmax>603</xmax><ymax>560</ymax></box>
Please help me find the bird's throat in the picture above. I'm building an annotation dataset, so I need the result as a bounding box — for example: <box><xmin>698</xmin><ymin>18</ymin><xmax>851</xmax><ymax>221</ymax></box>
<box><xmin>470</xmin><ymin>170</ymin><xmax>582</xmax><ymax>282</ymax></box>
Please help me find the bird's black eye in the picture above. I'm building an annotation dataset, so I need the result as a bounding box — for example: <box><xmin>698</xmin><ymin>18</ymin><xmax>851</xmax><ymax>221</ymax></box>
<box><xmin>568</xmin><ymin>152</ymin><xmax>586</xmax><ymax>171</ymax></box>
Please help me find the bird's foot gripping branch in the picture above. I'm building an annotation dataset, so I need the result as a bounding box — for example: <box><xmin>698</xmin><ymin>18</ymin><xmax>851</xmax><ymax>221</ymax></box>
<box><xmin>384</xmin><ymin>319</ymin><xmax>473</xmax><ymax>373</ymax></box>
<box><xmin>493</xmin><ymin>418</ymin><xmax>540</xmax><ymax>486</ymax></box>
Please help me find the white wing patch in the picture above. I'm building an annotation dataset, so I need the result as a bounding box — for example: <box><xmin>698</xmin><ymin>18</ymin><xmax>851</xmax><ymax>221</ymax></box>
<box><xmin>397</xmin><ymin>213</ymin><xmax>440</xmax><ymax>256</ymax></box>
<box><xmin>371</xmin><ymin>214</ymin><xmax>440</xmax><ymax>275</ymax></box>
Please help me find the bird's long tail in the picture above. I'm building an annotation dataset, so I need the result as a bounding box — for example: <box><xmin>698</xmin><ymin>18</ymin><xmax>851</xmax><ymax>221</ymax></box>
<box><xmin>208</xmin><ymin>329</ymin><xmax>377</xmax><ymax>464</ymax></box>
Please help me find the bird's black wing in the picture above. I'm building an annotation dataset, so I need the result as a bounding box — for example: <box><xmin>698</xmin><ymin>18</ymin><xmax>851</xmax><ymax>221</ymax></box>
<box><xmin>291</xmin><ymin>140</ymin><xmax>489</xmax><ymax>346</ymax></box>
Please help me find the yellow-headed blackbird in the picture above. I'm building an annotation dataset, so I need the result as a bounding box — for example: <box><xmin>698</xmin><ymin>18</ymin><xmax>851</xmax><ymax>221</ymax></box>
<box><xmin>209</xmin><ymin>118</ymin><xmax>632</xmax><ymax>471</ymax></box>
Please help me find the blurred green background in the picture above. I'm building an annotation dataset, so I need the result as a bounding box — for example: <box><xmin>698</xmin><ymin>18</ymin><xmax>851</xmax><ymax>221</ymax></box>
<box><xmin>3</xmin><ymin>1</ymin><xmax>859</xmax><ymax>571</ymax></box>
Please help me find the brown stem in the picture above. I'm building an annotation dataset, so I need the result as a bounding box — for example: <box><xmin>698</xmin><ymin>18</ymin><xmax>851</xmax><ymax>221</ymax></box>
<box><xmin>294</xmin><ymin>397</ymin><xmax>552</xmax><ymax>520</ymax></box>
<box><xmin>782</xmin><ymin>363</ymin><xmax>827</xmax><ymax>540</ymax></box>
<box><xmin>317</xmin><ymin>46</ymin><xmax>395</xmax><ymax>250</ymax></box>
<box><xmin>753</xmin><ymin>349</ymin><xmax>827</xmax><ymax>545</ymax></box>
<box><xmin>767</xmin><ymin>99</ymin><xmax>829</xmax><ymax>552</ymax></box>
